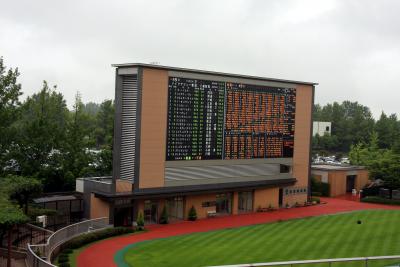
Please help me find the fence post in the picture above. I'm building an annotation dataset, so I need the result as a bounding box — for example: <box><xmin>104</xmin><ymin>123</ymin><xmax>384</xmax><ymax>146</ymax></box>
<box><xmin>365</xmin><ymin>258</ymin><xmax>368</xmax><ymax>267</ymax></box>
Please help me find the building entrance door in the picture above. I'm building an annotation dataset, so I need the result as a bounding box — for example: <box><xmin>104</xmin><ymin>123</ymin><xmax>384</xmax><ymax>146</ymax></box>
<box><xmin>114</xmin><ymin>207</ymin><xmax>132</xmax><ymax>227</ymax></box>
<box><xmin>279</xmin><ymin>188</ymin><xmax>283</xmax><ymax>207</ymax></box>
<box><xmin>144</xmin><ymin>200</ymin><xmax>158</xmax><ymax>224</ymax></box>
<box><xmin>346</xmin><ymin>175</ymin><xmax>356</xmax><ymax>192</ymax></box>
<box><xmin>216</xmin><ymin>193</ymin><xmax>232</xmax><ymax>214</ymax></box>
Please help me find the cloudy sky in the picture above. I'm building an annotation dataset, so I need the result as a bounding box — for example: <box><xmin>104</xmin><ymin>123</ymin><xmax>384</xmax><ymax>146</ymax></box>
<box><xmin>1</xmin><ymin>0</ymin><xmax>399</xmax><ymax>118</ymax></box>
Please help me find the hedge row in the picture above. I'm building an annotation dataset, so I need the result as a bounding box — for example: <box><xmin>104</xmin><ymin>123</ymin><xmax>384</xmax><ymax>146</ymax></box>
<box><xmin>62</xmin><ymin>227</ymin><xmax>135</xmax><ymax>250</ymax></box>
<box><xmin>361</xmin><ymin>196</ymin><xmax>400</xmax><ymax>206</ymax></box>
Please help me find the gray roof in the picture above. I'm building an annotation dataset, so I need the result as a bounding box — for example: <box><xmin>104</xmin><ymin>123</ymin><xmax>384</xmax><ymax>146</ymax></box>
<box><xmin>111</xmin><ymin>63</ymin><xmax>318</xmax><ymax>86</ymax></box>
<box><xmin>33</xmin><ymin>195</ymin><xmax>79</xmax><ymax>203</ymax></box>
<box><xmin>311</xmin><ymin>164</ymin><xmax>366</xmax><ymax>171</ymax></box>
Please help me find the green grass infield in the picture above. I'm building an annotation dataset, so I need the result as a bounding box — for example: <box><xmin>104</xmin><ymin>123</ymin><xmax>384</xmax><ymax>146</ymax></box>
<box><xmin>118</xmin><ymin>210</ymin><xmax>400</xmax><ymax>267</ymax></box>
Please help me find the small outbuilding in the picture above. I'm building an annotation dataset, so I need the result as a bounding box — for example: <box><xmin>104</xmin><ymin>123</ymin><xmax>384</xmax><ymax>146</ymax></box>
<box><xmin>33</xmin><ymin>193</ymin><xmax>84</xmax><ymax>230</ymax></box>
<box><xmin>311</xmin><ymin>164</ymin><xmax>370</xmax><ymax>197</ymax></box>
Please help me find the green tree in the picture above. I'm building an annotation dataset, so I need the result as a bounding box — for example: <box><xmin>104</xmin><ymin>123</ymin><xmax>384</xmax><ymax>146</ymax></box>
<box><xmin>93</xmin><ymin>148</ymin><xmax>113</xmax><ymax>176</ymax></box>
<box><xmin>368</xmin><ymin>151</ymin><xmax>400</xmax><ymax>188</ymax></box>
<box><xmin>14</xmin><ymin>81</ymin><xmax>68</xmax><ymax>190</ymax></box>
<box><xmin>64</xmin><ymin>92</ymin><xmax>93</xmax><ymax>182</ymax></box>
<box><xmin>0</xmin><ymin>200</ymin><xmax>28</xmax><ymax>267</ymax></box>
<box><xmin>0</xmin><ymin>57</ymin><xmax>22</xmax><ymax>175</ymax></box>
<box><xmin>312</xmin><ymin>134</ymin><xmax>339</xmax><ymax>155</ymax></box>
<box><xmin>3</xmin><ymin>175</ymin><xmax>42</xmax><ymax>214</ymax></box>
<box><xmin>349</xmin><ymin>132</ymin><xmax>400</xmax><ymax>189</ymax></box>
<box><xmin>375</xmin><ymin>112</ymin><xmax>400</xmax><ymax>149</ymax></box>
<box><xmin>349</xmin><ymin>132</ymin><xmax>380</xmax><ymax>165</ymax></box>
<box><xmin>313</xmin><ymin>101</ymin><xmax>375</xmax><ymax>153</ymax></box>
<box><xmin>82</xmin><ymin>102</ymin><xmax>100</xmax><ymax>116</ymax></box>
<box><xmin>95</xmin><ymin>100</ymin><xmax>114</xmax><ymax>148</ymax></box>
<box><xmin>0</xmin><ymin>177</ymin><xmax>30</xmax><ymax>267</ymax></box>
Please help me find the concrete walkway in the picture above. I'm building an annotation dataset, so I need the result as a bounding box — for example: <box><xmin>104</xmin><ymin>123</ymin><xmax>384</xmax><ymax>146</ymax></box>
<box><xmin>77</xmin><ymin>197</ymin><xmax>400</xmax><ymax>267</ymax></box>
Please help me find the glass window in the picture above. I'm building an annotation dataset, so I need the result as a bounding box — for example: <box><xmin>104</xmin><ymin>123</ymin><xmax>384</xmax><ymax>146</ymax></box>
<box><xmin>238</xmin><ymin>191</ymin><xmax>253</xmax><ymax>213</ymax></box>
<box><xmin>166</xmin><ymin>197</ymin><xmax>184</xmax><ymax>221</ymax></box>
<box><xmin>280</xmin><ymin>164</ymin><xmax>290</xmax><ymax>173</ymax></box>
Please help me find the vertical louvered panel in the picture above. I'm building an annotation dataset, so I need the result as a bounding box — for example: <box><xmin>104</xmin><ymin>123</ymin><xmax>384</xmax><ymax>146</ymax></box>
<box><xmin>119</xmin><ymin>75</ymin><xmax>138</xmax><ymax>181</ymax></box>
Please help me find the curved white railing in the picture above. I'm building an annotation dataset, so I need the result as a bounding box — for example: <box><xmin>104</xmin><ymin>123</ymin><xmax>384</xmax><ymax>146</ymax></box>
<box><xmin>207</xmin><ymin>255</ymin><xmax>400</xmax><ymax>267</ymax></box>
<box><xmin>26</xmin><ymin>217</ymin><xmax>111</xmax><ymax>267</ymax></box>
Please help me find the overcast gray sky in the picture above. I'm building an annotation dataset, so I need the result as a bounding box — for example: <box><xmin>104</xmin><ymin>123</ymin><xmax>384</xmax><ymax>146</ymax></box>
<box><xmin>1</xmin><ymin>0</ymin><xmax>399</xmax><ymax>118</ymax></box>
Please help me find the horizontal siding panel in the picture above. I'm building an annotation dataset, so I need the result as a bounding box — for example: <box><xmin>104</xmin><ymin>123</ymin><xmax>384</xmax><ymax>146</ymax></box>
<box><xmin>165</xmin><ymin>163</ymin><xmax>280</xmax><ymax>182</ymax></box>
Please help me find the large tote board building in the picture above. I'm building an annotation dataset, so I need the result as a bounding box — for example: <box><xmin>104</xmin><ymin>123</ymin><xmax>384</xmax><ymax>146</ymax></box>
<box><xmin>79</xmin><ymin>63</ymin><xmax>316</xmax><ymax>226</ymax></box>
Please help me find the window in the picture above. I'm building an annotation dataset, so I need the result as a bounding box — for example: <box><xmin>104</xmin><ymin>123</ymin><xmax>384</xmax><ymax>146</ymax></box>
<box><xmin>280</xmin><ymin>164</ymin><xmax>290</xmax><ymax>173</ymax></box>
<box><xmin>166</xmin><ymin>197</ymin><xmax>184</xmax><ymax>221</ymax></box>
<box><xmin>238</xmin><ymin>191</ymin><xmax>253</xmax><ymax>213</ymax></box>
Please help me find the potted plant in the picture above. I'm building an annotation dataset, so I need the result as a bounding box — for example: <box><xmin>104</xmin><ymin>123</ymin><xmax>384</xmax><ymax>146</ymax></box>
<box><xmin>159</xmin><ymin>206</ymin><xmax>169</xmax><ymax>224</ymax></box>
<box><xmin>267</xmin><ymin>204</ymin><xmax>276</xmax><ymax>212</ymax></box>
<box><xmin>188</xmin><ymin>206</ymin><xmax>197</xmax><ymax>221</ymax></box>
<box><xmin>136</xmin><ymin>211</ymin><xmax>145</xmax><ymax>230</ymax></box>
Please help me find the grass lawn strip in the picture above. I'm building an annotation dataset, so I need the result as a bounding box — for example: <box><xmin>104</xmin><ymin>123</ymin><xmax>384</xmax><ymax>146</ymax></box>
<box><xmin>120</xmin><ymin>210</ymin><xmax>400</xmax><ymax>267</ymax></box>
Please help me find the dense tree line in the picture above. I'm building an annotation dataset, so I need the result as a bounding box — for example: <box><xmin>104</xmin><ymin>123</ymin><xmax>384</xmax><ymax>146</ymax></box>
<box><xmin>2</xmin><ymin>57</ymin><xmax>400</xmax><ymax>191</ymax></box>
<box><xmin>313</xmin><ymin>101</ymin><xmax>400</xmax><ymax>189</ymax></box>
<box><xmin>0</xmin><ymin>57</ymin><xmax>114</xmax><ymax>192</ymax></box>
<box><xmin>313</xmin><ymin>102</ymin><xmax>400</xmax><ymax>155</ymax></box>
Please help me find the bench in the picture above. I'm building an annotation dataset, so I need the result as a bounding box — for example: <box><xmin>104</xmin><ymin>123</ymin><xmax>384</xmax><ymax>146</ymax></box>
<box><xmin>207</xmin><ymin>210</ymin><xmax>217</xmax><ymax>218</ymax></box>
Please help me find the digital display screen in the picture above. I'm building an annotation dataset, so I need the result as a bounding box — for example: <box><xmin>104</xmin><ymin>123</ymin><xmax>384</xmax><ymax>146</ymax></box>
<box><xmin>166</xmin><ymin>77</ymin><xmax>296</xmax><ymax>161</ymax></box>
<box><xmin>166</xmin><ymin>77</ymin><xmax>225</xmax><ymax>160</ymax></box>
<box><xmin>224</xmin><ymin>83</ymin><xmax>296</xmax><ymax>159</ymax></box>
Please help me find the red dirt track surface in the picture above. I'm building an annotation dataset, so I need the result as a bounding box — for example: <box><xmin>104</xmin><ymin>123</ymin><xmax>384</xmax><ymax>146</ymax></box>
<box><xmin>77</xmin><ymin>197</ymin><xmax>400</xmax><ymax>267</ymax></box>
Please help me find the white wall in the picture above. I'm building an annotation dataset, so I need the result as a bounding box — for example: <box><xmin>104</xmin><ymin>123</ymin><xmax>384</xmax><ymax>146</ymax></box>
<box><xmin>313</xmin><ymin>121</ymin><xmax>331</xmax><ymax>136</ymax></box>
<box><xmin>76</xmin><ymin>178</ymin><xmax>84</xmax><ymax>193</ymax></box>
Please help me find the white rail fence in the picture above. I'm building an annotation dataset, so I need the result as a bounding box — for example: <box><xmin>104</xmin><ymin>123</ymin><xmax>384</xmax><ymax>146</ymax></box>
<box><xmin>26</xmin><ymin>217</ymin><xmax>111</xmax><ymax>267</ymax></box>
<box><xmin>207</xmin><ymin>255</ymin><xmax>400</xmax><ymax>267</ymax></box>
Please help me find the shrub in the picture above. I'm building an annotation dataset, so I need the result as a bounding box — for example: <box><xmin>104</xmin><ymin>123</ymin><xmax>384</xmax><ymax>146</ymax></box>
<box><xmin>136</xmin><ymin>211</ymin><xmax>145</xmax><ymax>230</ymax></box>
<box><xmin>63</xmin><ymin>227</ymin><xmax>134</xmax><ymax>250</ymax></box>
<box><xmin>188</xmin><ymin>206</ymin><xmax>197</xmax><ymax>221</ymax></box>
<box><xmin>58</xmin><ymin>253</ymin><xmax>69</xmax><ymax>259</ymax></box>
<box><xmin>159</xmin><ymin>206</ymin><xmax>169</xmax><ymax>224</ymax></box>
<box><xmin>360</xmin><ymin>186</ymin><xmax>385</xmax><ymax>198</ymax></box>
<box><xmin>361</xmin><ymin>196</ymin><xmax>400</xmax><ymax>205</ymax></box>
<box><xmin>58</xmin><ymin>256</ymin><xmax>69</xmax><ymax>263</ymax></box>
<box><xmin>62</xmin><ymin>249</ymin><xmax>73</xmax><ymax>254</ymax></box>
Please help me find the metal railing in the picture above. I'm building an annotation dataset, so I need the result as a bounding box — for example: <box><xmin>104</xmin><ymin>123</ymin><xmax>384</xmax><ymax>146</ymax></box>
<box><xmin>1</xmin><ymin>223</ymin><xmax>53</xmax><ymax>250</ymax></box>
<box><xmin>207</xmin><ymin>255</ymin><xmax>400</xmax><ymax>267</ymax></box>
<box><xmin>26</xmin><ymin>217</ymin><xmax>111</xmax><ymax>267</ymax></box>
